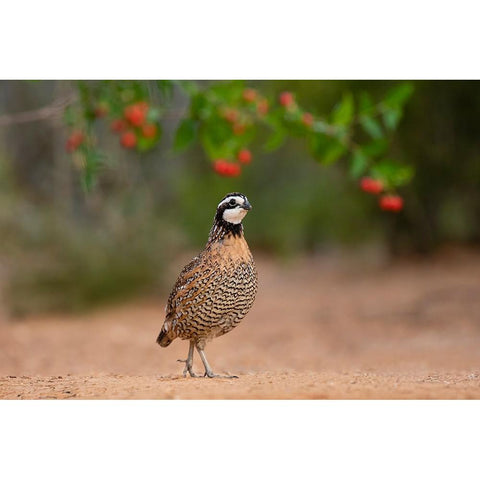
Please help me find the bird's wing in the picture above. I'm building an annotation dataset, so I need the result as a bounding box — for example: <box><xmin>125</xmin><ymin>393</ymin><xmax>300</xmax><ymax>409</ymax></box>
<box><xmin>165</xmin><ymin>254</ymin><xmax>211</xmax><ymax>320</ymax></box>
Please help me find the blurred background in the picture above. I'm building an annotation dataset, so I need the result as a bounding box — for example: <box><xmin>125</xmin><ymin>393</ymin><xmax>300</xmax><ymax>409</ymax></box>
<box><xmin>0</xmin><ymin>80</ymin><xmax>479</xmax><ymax>317</ymax></box>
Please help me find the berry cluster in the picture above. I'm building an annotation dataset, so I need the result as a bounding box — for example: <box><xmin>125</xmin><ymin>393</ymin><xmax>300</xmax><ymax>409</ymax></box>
<box><xmin>279</xmin><ymin>91</ymin><xmax>316</xmax><ymax>129</ymax></box>
<box><xmin>219</xmin><ymin>87</ymin><xmax>269</xmax><ymax>139</ymax></box>
<box><xmin>66</xmin><ymin>99</ymin><xmax>159</xmax><ymax>156</ymax></box>
<box><xmin>211</xmin><ymin>87</ymin><xmax>268</xmax><ymax>177</ymax></box>
<box><xmin>211</xmin><ymin>89</ymin><xmax>317</xmax><ymax>178</ymax></box>
<box><xmin>220</xmin><ymin>107</ymin><xmax>246</xmax><ymax>136</ymax></box>
<box><xmin>111</xmin><ymin>101</ymin><xmax>158</xmax><ymax>150</ymax></box>
<box><xmin>243</xmin><ymin>88</ymin><xmax>269</xmax><ymax>116</ymax></box>
<box><xmin>213</xmin><ymin>160</ymin><xmax>241</xmax><ymax>177</ymax></box>
<box><xmin>360</xmin><ymin>177</ymin><xmax>404</xmax><ymax>212</ymax></box>
<box><xmin>213</xmin><ymin>148</ymin><xmax>253</xmax><ymax>177</ymax></box>
<box><xmin>277</xmin><ymin>90</ymin><xmax>406</xmax><ymax>213</ymax></box>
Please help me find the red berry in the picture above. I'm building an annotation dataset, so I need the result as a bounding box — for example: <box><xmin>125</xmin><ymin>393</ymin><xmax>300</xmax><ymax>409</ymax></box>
<box><xmin>302</xmin><ymin>112</ymin><xmax>314</xmax><ymax>127</ymax></box>
<box><xmin>124</xmin><ymin>103</ymin><xmax>147</xmax><ymax>127</ymax></box>
<box><xmin>213</xmin><ymin>159</ymin><xmax>227</xmax><ymax>175</ymax></box>
<box><xmin>65</xmin><ymin>131</ymin><xmax>84</xmax><ymax>153</ymax></box>
<box><xmin>243</xmin><ymin>88</ymin><xmax>257</xmax><ymax>102</ymax></box>
<box><xmin>279</xmin><ymin>91</ymin><xmax>294</xmax><ymax>107</ymax></box>
<box><xmin>111</xmin><ymin>118</ymin><xmax>128</xmax><ymax>132</ymax></box>
<box><xmin>213</xmin><ymin>160</ymin><xmax>241</xmax><ymax>177</ymax></box>
<box><xmin>257</xmin><ymin>99</ymin><xmax>269</xmax><ymax>116</ymax></box>
<box><xmin>141</xmin><ymin>123</ymin><xmax>157</xmax><ymax>138</ymax></box>
<box><xmin>224</xmin><ymin>109</ymin><xmax>239</xmax><ymax>123</ymax></box>
<box><xmin>237</xmin><ymin>149</ymin><xmax>252</xmax><ymax>164</ymax></box>
<box><xmin>227</xmin><ymin>163</ymin><xmax>241</xmax><ymax>176</ymax></box>
<box><xmin>232</xmin><ymin>123</ymin><xmax>246</xmax><ymax>135</ymax></box>
<box><xmin>360</xmin><ymin>177</ymin><xmax>384</xmax><ymax>195</ymax></box>
<box><xmin>379</xmin><ymin>194</ymin><xmax>404</xmax><ymax>212</ymax></box>
<box><xmin>120</xmin><ymin>131</ymin><xmax>137</xmax><ymax>149</ymax></box>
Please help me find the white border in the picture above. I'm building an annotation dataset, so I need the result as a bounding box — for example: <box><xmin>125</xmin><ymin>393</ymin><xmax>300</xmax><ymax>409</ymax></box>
<box><xmin>2</xmin><ymin>1</ymin><xmax>480</xmax><ymax>79</ymax></box>
<box><xmin>1</xmin><ymin>2</ymin><xmax>479</xmax><ymax>478</ymax></box>
<box><xmin>1</xmin><ymin>400</ymin><xmax>479</xmax><ymax>479</ymax></box>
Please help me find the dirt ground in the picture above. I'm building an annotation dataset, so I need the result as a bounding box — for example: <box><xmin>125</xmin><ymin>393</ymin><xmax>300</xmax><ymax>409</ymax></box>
<box><xmin>1</xmin><ymin>247</ymin><xmax>480</xmax><ymax>399</ymax></box>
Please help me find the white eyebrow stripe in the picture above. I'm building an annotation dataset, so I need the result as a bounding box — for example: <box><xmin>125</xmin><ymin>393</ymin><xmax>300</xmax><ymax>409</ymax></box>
<box><xmin>218</xmin><ymin>195</ymin><xmax>245</xmax><ymax>208</ymax></box>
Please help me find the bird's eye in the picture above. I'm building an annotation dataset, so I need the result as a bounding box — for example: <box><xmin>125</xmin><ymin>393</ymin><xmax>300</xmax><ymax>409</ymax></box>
<box><xmin>229</xmin><ymin>198</ymin><xmax>236</xmax><ymax>206</ymax></box>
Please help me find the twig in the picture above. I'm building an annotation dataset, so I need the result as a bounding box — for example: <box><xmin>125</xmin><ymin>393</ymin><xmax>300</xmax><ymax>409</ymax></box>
<box><xmin>0</xmin><ymin>95</ymin><xmax>75</xmax><ymax>127</ymax></box>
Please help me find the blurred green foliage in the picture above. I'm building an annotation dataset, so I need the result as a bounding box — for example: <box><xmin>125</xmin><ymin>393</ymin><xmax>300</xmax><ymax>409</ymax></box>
<box><xmin>175</xmin><ymin>139</ymin><xmax>380</xmax><ymax>254</ymax></box>
<box><xmin>1</xmin><ymin>80</ymin><xmax>480</xmax><ymax>315</ymax></box>
<box><xmin>0</xmin><ymin>173</ymin><xmax>182</xmax><ymax>315</ymax></box>
<box><xmin>63</xmin><ymin>80</ymin><xmax>413</xmax><ymax>194</ymax></box>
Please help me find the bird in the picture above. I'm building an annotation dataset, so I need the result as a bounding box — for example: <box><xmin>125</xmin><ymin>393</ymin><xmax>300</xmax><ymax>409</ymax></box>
<box><xmin>156</xmin><ymin>192</ymin><xmax>258</xmax><ymax>378</ymax></box>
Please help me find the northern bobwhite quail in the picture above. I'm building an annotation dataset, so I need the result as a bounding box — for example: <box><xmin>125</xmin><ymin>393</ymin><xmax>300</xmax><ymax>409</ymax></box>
<box><xmin>156</xmin><ymin>192</ymin><xmax>258</xmax><ymax>378</ymax></box>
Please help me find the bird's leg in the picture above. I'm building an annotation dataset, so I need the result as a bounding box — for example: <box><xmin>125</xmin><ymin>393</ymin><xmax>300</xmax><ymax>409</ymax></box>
<box><xmin>177</xmin><ymin>341</ymin><xmax>200</xmax><ymax>377</ymax></box>
<box><xmin>195</xmin><ymin>344</ymin><xmax>238</xmax><ymax>379</ymax></box>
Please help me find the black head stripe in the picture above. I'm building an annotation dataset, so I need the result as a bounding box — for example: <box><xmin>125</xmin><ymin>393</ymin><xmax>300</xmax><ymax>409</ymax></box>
<box><xmin>220</xmin><ymin>192</ymin><xmax>245</xmax><ymax>202</ymax></box>
<box><xmin>217</xmin><ymin>192</ymin><xmax>247</xmax><ymax>210</ymax></box>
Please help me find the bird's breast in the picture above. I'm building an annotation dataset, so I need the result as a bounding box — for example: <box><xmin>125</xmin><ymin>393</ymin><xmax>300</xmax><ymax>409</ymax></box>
<box><xmin>213</xmin><ymin>233</ymin><xmax>253</xmax><ymax>263</ymax></box>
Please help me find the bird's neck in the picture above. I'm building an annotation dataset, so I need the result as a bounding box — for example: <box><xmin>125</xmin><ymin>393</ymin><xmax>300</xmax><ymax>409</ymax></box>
<box><xmin>207</xmin><ymin>217</ymin><xmax>243</xmax><ymax>245</ymax></box>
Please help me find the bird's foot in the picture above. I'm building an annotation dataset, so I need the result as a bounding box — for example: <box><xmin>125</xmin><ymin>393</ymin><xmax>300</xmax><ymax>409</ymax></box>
<box><xmin>177</xmin><ymin>359</ymin><xmax>201</xmax><ymax>378</ymax></box>
<box><xmin>204</xmin><ymin>370</ymin><xmax>239</xmax><ymax>379</ymax></box>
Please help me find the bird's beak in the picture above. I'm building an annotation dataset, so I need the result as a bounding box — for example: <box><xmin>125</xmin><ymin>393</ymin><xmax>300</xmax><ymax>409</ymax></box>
<box><xmin>242</xmin><ymin>201</ymin><xmax>252</xmax><ymax>211</ymax></box>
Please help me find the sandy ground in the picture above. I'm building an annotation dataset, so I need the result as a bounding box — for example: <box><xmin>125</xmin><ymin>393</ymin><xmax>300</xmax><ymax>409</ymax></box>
<box><xmin>1</xmin><ymin>248</ymin><xmax>480</xmax><ymax>399</ymax></box>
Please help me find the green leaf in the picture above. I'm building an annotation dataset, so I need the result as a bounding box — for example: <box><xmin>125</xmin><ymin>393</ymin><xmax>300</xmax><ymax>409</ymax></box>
<box><xmin>174</xmin><ymin>118</ymin><xmax>197</xmax><ymax>152</ymax></box>
<box><xmin>264</xmin><ymin>128</ymin><xmax>287</xmax><ymax>151</ymax></box>
<box><xmin>310</xmin><ymin>133</ymin><xmax>346</xmax><ymax>165</ymax></box>
<box><xmin>350</xmin><ymin>149</ymin><xmax>370</xmax><ymax>178</ymax></box>
<box><xmin>361</xmin><ymin>138</ymin><xmax>389</xmax><ymax>157</ymax></box>
<box><xmin>130</xmin><ymin>80</ymin><xmax>149</xmax><ymax>99</ymax></box>
<box><xmin>323</xmin><ymin>142</ymin><xmax>346</xmax><ymax>165</ymax></box>
<box><xmin>383</xmin><ymin>83</ymin><xmax>414</xmax><ymax>108</ymax></box>
<box><xmin>208</xmin><ymin>80</ymin><xmax>244</xmax><ymax>103</ymax></box>
<box><xmin>371</xmin><ymin>159</ymin><xmax>414</xmax><ymax>188</ymax></box>
<box><xmin>382</xmin><ymin>108</ymin><xmax>402</xmax><ymax>131</ymax></box>
<box><xmin>332</xmin><ymin>92</ymin><xmax>354</xmax><ymax>126</ymax></box>
<box><xmin>358</xmin><ymin>92</ymin><xmax>374</xmax><ymax>115</ymax></box>
<box><xmin>360</xmin><ymin>115</ymin><xmax>383</xmax><ymax>139</ymax></box>
<box><xmin>200</xmin><ymin>121</ymin><xmax>236</xmax><ymax>159</ymax></box>
<box><xmin>391</xmin><ymin>165</ymin><xmax>414</xmax><ymax>187</ymax></box>
<box><xmin>81</xmin><ymin>149</ymin><xmax>104</xmax><ymax>192</ymax></box>
<box><xmin>190</xmin><ymin>94</ymin><xmax>213</xmax><ymax>119</ymax></box>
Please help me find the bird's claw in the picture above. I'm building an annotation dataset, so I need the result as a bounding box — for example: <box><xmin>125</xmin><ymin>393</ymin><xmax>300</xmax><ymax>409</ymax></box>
<box><xmin>204</xmin><ymin>371</ymin><xmax>239</xmax><ymax>379</ymax></box>
<box><xmin>177</xmin><ymin>359</ymin><xmax>200</xmax><ymax>377</ymax></box>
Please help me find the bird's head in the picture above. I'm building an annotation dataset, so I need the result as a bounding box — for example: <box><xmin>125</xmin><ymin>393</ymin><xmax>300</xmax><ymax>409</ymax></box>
<box><xmin>216</xmin><ymin>192</ymin><xmax>252</xmax><ymax>225</ymax></box>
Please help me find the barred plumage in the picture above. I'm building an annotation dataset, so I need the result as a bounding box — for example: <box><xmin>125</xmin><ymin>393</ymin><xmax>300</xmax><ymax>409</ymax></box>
<box><xmin>156</xmin><ymin>192</ymin><xmax>258</xmax><ymax>378</ymax></box>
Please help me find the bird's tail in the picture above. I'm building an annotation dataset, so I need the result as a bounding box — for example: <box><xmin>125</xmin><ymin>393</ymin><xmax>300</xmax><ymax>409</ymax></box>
<box><xmin>156</xmin><ymin>323</ymin><xmax>175</xmax><ymax>347</ymax></box>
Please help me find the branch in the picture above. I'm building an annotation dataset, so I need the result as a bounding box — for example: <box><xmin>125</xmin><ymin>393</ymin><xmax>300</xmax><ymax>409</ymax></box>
<box><xmin>0</xmin><ymin>95</ymin><xmax>75</xmax><ymax>127</ymax></box>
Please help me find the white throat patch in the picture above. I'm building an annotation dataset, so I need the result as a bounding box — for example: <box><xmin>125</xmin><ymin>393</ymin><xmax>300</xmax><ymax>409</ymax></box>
<box><xmin>222</xmin><ymin>207</ymin><xmax>248</xmax><ymax>224</ymax></box>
